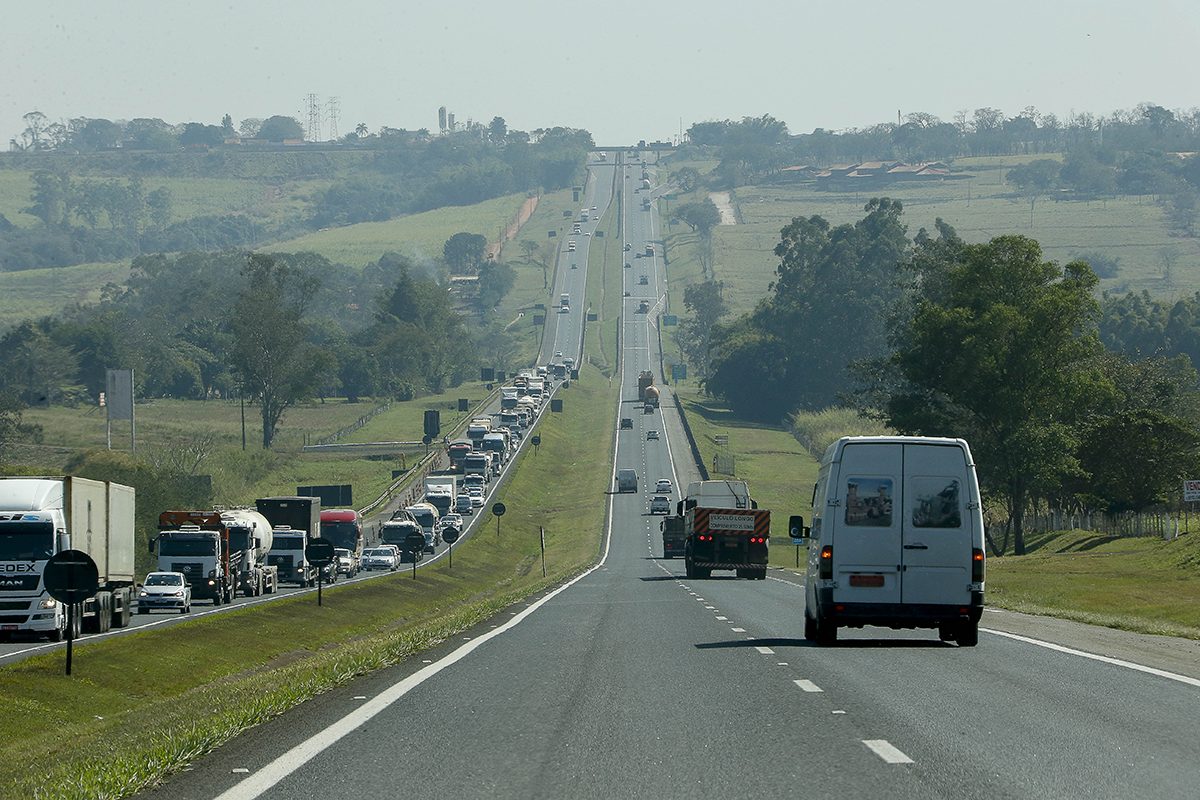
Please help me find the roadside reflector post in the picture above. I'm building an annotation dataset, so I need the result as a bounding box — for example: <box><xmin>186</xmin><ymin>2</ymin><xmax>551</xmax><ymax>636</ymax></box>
<box><xmin>65</xmin><ymin>602</ymin><xmax>76</xmax><ymax>676</ymax></box>
<box><xmin>540</xmin><ymin>526</ymin><xmax>547</xmax><ymax>578</ymax></box>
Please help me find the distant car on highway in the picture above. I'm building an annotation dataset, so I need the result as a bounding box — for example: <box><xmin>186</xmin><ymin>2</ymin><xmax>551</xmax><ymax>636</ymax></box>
<box><xmin>655</xmin><ymin>479</ymin><xmax>673</xmax><ymax>494</ymax></box>
<box><xmin>647</xmin><ymin>429</ymin><xmax>659</xmax><ymax>440</ymax></box>
<box><xmin>138</xmin><ymin>571</ymin><xmax>191</xmax><ymax>615</ymax></box>
<box><xmin>456</xmin><ymin>495</ymin><xmax>474</xmax><ymax>515</ymax></box>
<box><xmin>650</xmin><ymin>496</ymin><xmax>671</xmax><ymax>515</ymax></box>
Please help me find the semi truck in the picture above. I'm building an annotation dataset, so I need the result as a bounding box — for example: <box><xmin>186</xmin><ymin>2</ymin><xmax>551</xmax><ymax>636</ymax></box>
<box><xmin>424</xmin><ymin>476</ymin><xmax>457</xmax><ymax>518</ymax></box>
<box><xmin>467</xmin><ymin>417</ymin><xmax>492</xmax><ymax>442</ymax></box>
<box><xmin>681</xmin><ymin>480</ymin><xmax>770</xmax><ymax>580</ymax></box>
<box><xmin>257</xmin><ymin>496</ymin><xmax>321</xmax><ymax>586</ymax></box>
<box><xmin>405</xmin><ymin>502</ymin><xmax>440</xmax><ymax>552</ymax></box>
<box><xmin>0</xmin><ymin>476</ymin><xmax>137</xmax><ymax>640</ymax></box>
<box><xmin>381</xmin><ymin>513</ymin><xmax>424</xmax><ymax>563</ymax></box>
<box><xmin>157</xmin><ymin>509</ymin><xmax>276</xmax><ymax>600</ymax></box>
<box><xmin>448</xmin><ymin>439</ymin><xmax>474</xmax><ymax>472</ymax></box>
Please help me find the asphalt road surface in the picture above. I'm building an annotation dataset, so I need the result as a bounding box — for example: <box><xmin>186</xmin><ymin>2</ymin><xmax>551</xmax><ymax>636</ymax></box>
<box><xmin>145</xmin><ymin>153</ymin><xmax>1200</xmax><ymax>800</ymax></box>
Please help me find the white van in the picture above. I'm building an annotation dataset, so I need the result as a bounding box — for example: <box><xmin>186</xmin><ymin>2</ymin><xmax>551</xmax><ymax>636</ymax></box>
<box><xmin>790</xmin><ymin>436</ymin><xmax>984</xmax><ymax>646</ymax></box>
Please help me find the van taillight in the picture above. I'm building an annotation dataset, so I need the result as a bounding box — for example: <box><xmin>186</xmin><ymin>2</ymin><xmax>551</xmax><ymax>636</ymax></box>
<box><xmin>819</xmin><ymin>545</ymin><xmax>833</xmax><ymax>579</ymax></box>
<box><xmin>972</xmin><ymin>548</ymin><xmax>985</xmax><ymax>582</ymax></box>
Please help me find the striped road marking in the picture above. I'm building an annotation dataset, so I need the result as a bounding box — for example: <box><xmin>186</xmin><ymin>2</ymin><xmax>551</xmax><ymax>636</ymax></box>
<box><xmin>863</xmin><ymin>739</ymin><xmax>913</xmax><ymax>764</ymax></box>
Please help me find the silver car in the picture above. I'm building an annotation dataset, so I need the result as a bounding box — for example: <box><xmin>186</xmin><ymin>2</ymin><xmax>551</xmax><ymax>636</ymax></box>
<box><xmin>138</xmin><ymin>571</ymin><xmax>192</xmax><ymax>614</ymax></box>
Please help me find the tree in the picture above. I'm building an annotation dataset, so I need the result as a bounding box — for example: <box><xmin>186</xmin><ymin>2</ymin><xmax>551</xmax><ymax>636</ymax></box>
<box><xmin>674</xmin><ymin>281</ymin><xmax>727</xmax><ymax>376</ymax></box>
<box><xmin>238</xmin><ymin>118</ymin><xmax>264</xmax><ymax>138</ymax></box>
<box><xmin>179</xmin><ymin>122</ymin><xmax>225</xmax><ymax>147</ymax></box>
<box><xmin>672</xmin><ymin>199</ymin><xmax>722</xmax><ymax>235</ymax></box>
<box><xmin>873</xmin><ymin>235</ymin><xmax>1106</xmax><ymax>554</ymax></box>
<box><xmin>72</xmin><ymin>118</ymin><xmax>122</xmax><ymax>151</ymax></box>
<box><xmin>1006</xmin><ymin>159</ymin><xmax>1060</xmax><ymax>227</ymax></box>
<box><xmin>673</xmin><ymin>166</ymin><xmax>702</xmax><ymax>193</ymax></box>
<box><xmin>146</xmin><ymin>187</ymin><xmax>173</xmax><ymax>230</ymax></box>
<box><xmin>20</xmin><ymin>111</ymin><xmax>49</xmax><ymax>151</ymax></box>
<box><xmin>257</xmin><ymin>115</ymin><xmax>304</xmax><ymax>142</ymax></box>
<box><xmin>355</xmin><ymin>122</ymin><xmax>369</xmax><ymax>138</ymax></box>
<box><xmin>443</xmin><ymin>231</ymin><xmax>489</xmax><ymax>274</ymax></box>
<box><xmin>475</xmin><ymin>260</ymin><xmax>516</xmax><ymax>310</ymax></box>
<box><xmin>488</xmin><ymin>116</ymin><xmax>508</xmax><ymax>144</ymax></box>
<box><xmin>221</xmin><ymin>114</ymin><xmax>235</xmax><ymax>136</ymax></box>
<box><xmin>229</xmin><ymin>254</ymin><xmax>323</xmax><ymax>448</ymax></box>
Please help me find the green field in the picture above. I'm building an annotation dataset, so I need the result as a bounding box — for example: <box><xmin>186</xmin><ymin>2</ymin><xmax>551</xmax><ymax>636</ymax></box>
<box><xmin>0</xmin><ymin>260</ymin><xmax>132</xmax><ymax>328</ymax></box>
<box><xmin>0</xmin><ymin>361</ymin><xmax>619</xmax><ymax>800</ymax></box>
<box><xmin>731</xmin><ymin>158</ymin><xmax>1200</xmax><ymax>300</ymax></box>
<box><xmin>261</xmin><ymin>192</ymin><xmax>530</xmax><ymax>267</ymax></box>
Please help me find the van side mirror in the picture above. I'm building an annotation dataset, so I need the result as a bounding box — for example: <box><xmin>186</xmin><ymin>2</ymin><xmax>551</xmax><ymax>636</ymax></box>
<box><xmin>788</xmin><ymin>515</ymin><xmax>808</xmax><ymax>539</ymax></box>
<box><xmin>675</xmin><ymin>500</ymin><xmax>683</xmax><ymax>516</ymax></box>
<box><xmin>147</xmin><ymin>535</ymin><xmax>156</xmax><ymax>554</ymax></box>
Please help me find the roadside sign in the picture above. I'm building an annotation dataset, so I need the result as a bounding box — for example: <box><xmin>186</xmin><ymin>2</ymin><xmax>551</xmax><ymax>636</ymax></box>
<box><xmin>43</xmin><ymin>550</ymin><xmax>99</xmax><ymax>604</ymax></box>
<box><xmin>43</xmin><ymin>550</ymin><xmax>99</xmax><ymax>676</ymax></box>
<box><xmin>441</xmin><ymin>526</ymin><xmax>460</xmax><ymax>544</ymax></box>
<box><xmin>1185</xmin><ymin>480</ymin><xmax>1200</xmax><ymax>502</ymax></box>
<box><xmin>492</xmin><ymin>502</ymin><xmax>507</xmax><ymax>517</ymax></box>
<box><xmin>404</xmin><ymin>531</ymin><xmax>426</xmax><ymax>553</ymax></box>
<box><xmin>530</xmin><ymin>435</ymin><xmax>541</xmax><ymax>447</ymax></box>
<box><xmin>306</xmin><ymin>538</ymin><xmax>336</xmax><ymax>566</ymax></box>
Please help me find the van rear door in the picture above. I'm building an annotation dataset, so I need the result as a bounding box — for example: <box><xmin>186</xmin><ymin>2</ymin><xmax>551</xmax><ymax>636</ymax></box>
<box><xmin>834</xmin><ymin>442</ymin><xmax>902</xmax><ymax>605</ymax></box>
<box><xmin>899</xmin><ymin>444</ymin><xmax>973</xmax><ymax>606</ymax></box>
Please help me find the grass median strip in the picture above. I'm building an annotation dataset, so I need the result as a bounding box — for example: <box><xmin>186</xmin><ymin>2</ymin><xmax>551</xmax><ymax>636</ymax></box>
<box><xmin>0</xmin><ymin>363</ymin><xmax>617</xmax><ymax>800</ymax></box>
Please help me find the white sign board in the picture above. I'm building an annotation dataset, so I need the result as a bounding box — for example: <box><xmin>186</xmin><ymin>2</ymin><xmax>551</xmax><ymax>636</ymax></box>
<box><xmin>1184</xmin><ymin>480</ymin><xmax>1200</xmax><ymax>502</ymax></box>
<box><xmin>709</xmin><ymin>513</ymin><xmax>755</xmax><ymax>532</ymax></box>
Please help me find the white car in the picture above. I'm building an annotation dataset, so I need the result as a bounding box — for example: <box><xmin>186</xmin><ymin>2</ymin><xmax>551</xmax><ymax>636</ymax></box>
<box><xmin>362</xmin><ymin>547</ymin><xmax>399</xmax><ymax>571</ymax></box>
<box><xmin>655</xmin><ymin>479</ymin><xmax>673</xmax><ymax>494</ymax></box>
<box><xmin>334</xmin><ymin>547</ymin><xmax>358</xmax><ymax>576</ymax></box>
<box><xmin>138</xmin><ymin>571</ymin><xmax>191</xmax><ymax>614</ymax></box>
<box><xmin>468</xmin><ymin>485</ymin><xmax>484</xmax><ymax>499</ymax></box>
<box><xmin>555</xmin><ymin>351</ymin><xmax>563</xmax><ymax>358</ymax></box>
<box><xmin>440</xmin><ymin>513</ymin><xmax>464</xmax><ymax>532</ymax></box>
<box><xmin>647</xmin><ymin>429</ymin><xmax>659</xmax><ymax>440</ymax></box>
<box><xmin>470</xmin><ymin>493</ymin><xmax>485</xmax><ymax>508</ymax></box>
<box><xmin>559</xmin><ymin>305</ymin><xmax>570</xmax><ymax>314</ymax></box>
<box><xmin>650</xmin><ymin>496</ymin><xmax>671</xmax><ymax>515</ymax></box>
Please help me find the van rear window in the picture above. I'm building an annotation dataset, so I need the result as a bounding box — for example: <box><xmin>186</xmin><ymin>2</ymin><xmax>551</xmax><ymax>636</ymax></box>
<box><xmin>845</xmin><ymin>478</ymin><xmax>892</xmax><ymax>526</ymax></box>
<box><xmin>911</xmin><ymin>478</ymin><xmax>962</xmax><ymax>528</ymax></box>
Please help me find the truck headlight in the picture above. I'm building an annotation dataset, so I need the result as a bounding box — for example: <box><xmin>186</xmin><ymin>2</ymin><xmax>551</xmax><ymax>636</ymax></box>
<box><xmin>139</xmin><ymin>591</ymin><xmax>149</xmax><ymax>597</ymax></box>
<box><xmin>38</xmin><ymin>598</ymin><xmax>58</xmax><ymax>608</ymax></box>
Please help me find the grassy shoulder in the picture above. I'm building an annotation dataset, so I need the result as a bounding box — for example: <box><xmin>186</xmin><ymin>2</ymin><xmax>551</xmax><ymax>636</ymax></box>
<box><xmin>0</xmin><ymin>362</ymin><xmax>617</xmax><ymax>800</ymax></box>
<box><xmin>987</xmin><ymin>528</ymin><xmax>1200</xmax><ymax>639</ymax></box>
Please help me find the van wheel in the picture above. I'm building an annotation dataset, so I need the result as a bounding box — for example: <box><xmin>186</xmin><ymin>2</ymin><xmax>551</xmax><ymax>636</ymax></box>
<box><xmin>938</xmin><ymin>624</ymin><xmax>956</xmax><ymax>643</ymax></box>
<box><xmin>804</xmin><ymin>610</ymin><xmax>818</xmax><ymax>642</ymax></box>
<box><xmin>956</xmin><ymin>621</ymin><xmax>979</xmax><ymax>647</ymax></box>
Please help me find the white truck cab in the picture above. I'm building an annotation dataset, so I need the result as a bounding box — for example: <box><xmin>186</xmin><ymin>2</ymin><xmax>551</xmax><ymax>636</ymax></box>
<box><xmin>791</xmin><ymin>436</ymin><xmax>985</xmax><ymax>646</ymax></box>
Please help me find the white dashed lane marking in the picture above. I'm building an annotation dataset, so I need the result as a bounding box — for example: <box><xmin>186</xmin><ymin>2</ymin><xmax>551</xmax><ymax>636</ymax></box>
<box><xmin>731</xmin><ymin>627</ymin><xmax>746</xmax><ymax>632</ymax></box>
<box><xmin>863</xmin><ymin>739</ymin><xmax>914</xmax><ymax>764</ymax></box>
<box><xmin>715</xmin><ymin>616</ymin><xmax>728</xmax><ymax>621</ymax></box>
<box><xmin>793</xmin><ymin>679</ymin><xmax>823</xmax><ymax>693</ymax></box>
<box><xmin>754</xmin><ymin>646</ymin><xmax>775</xmax><ymax>655</ymax></box>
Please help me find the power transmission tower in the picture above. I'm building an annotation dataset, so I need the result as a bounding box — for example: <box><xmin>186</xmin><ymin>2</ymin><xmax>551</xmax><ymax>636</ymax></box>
<box><xmin>326</xmin><ymin>96</ymin><xmax>340</xmax><ymax>140</ymax></box>
<box><xmin>305</xmin><ymin>93</ymin><xmax>322</xmax><ymax>142</ymax></box>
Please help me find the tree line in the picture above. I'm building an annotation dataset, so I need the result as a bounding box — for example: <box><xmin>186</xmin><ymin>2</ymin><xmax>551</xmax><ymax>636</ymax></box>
<box><xmin>684</xmin><ymin>200</ymin><xmax>1200</xmax><ymax>553</ymax></box>
<box><xmin>0</xmin><ymin>235</ymin><xmax>528</xmax><ymax>450</ymax></box>
<box><xmin>683</xmin><ymin>105</ymin><xmax>1200</xmax><ymax>190</ymax></box>
<box><xmin>2</xmin><ymin>115</ymin><xmax>591</xmax><ymax>272</ymax></box>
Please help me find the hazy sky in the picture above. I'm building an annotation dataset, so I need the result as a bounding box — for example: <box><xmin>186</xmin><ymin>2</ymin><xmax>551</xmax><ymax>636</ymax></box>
<box><xmin>3</xmin><ymin>0</ymin><xmax>1198</xmax><ymax>146</ymax></box>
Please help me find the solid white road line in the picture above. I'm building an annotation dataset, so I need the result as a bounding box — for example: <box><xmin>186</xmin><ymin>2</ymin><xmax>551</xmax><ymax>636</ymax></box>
<box><xmin>862</xmin><ymin>739</ymin><xmax>914</xmax><ymax>764</ymax></box>
<box><xmin>983</xmin><ymin>628</ymin><xmax>1200</xmax><ymax>688</ymax></box>
<box><xmin>793</xmin><ymin>679</ymin><xmax>823</xmax><ymax>693</ymax></box>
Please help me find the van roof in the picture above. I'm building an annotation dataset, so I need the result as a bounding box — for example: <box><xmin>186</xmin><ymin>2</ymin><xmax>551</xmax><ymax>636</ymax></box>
<box><xmin>825</xmin><ymin>436</ymin><xmax>972</xmax><ymax>464</ymax></box>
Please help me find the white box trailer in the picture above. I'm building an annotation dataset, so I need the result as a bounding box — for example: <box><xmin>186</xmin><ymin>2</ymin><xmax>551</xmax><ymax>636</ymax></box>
<box><xmin>0</xmin><ymin>476</ymin><xmax>137</xmax><ymax>639</ymax></box>
<box><xmin>794</xmin><ymin>437</ymin><xmax>984</xmax><ymax>646</ymax></box>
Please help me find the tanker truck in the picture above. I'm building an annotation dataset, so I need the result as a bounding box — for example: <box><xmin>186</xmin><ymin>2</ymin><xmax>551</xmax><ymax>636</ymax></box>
<box><xmin>223</xmin><ymin>508</ymin><xmax>278</xmax><ymax>596</ymax></box>
<box><xmin>0</xmin><ymin>476</ymin><xmax>137</xmax><ymax>640</ymax></box>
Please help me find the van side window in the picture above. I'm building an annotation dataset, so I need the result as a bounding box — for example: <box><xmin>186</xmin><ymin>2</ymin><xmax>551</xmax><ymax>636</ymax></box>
<box><xmin>912</xmin><ymin>478</ymin><xmax>962</xmax><ymax>528</ymax></box>
<box><xmin>845</xmin><ymin>478</ymin><xmax>892</xmax><ymax>526</ymax></box>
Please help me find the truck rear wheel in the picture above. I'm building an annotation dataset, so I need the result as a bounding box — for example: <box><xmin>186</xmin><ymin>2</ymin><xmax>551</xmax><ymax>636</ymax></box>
<box><xmin>956</xmin><ymin>621</ymin><xmax>979</xmax><ymax>647</ymax></box>
<box><xmin>804</xmin><ymin>609</ymin><xmax>818</xmax><ymax>641</ymax></box>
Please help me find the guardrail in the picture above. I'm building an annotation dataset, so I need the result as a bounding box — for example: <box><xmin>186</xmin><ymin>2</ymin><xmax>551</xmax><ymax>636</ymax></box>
<box><xmin>673</xmin><ymin>392</ymin><xmax>710</xmax><ymax>480</ymax></box>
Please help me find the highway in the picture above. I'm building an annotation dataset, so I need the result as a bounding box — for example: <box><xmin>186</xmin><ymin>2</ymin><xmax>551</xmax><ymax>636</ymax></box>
<box><xmin>0</xmin><ymin>159</ymin><xmax>617</xmax><ymax>668</ymax></box>
<box><xmin>143</xmin><ymin>153</ymin><xmax>1200</xmax><ymax>800</ymax></box>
